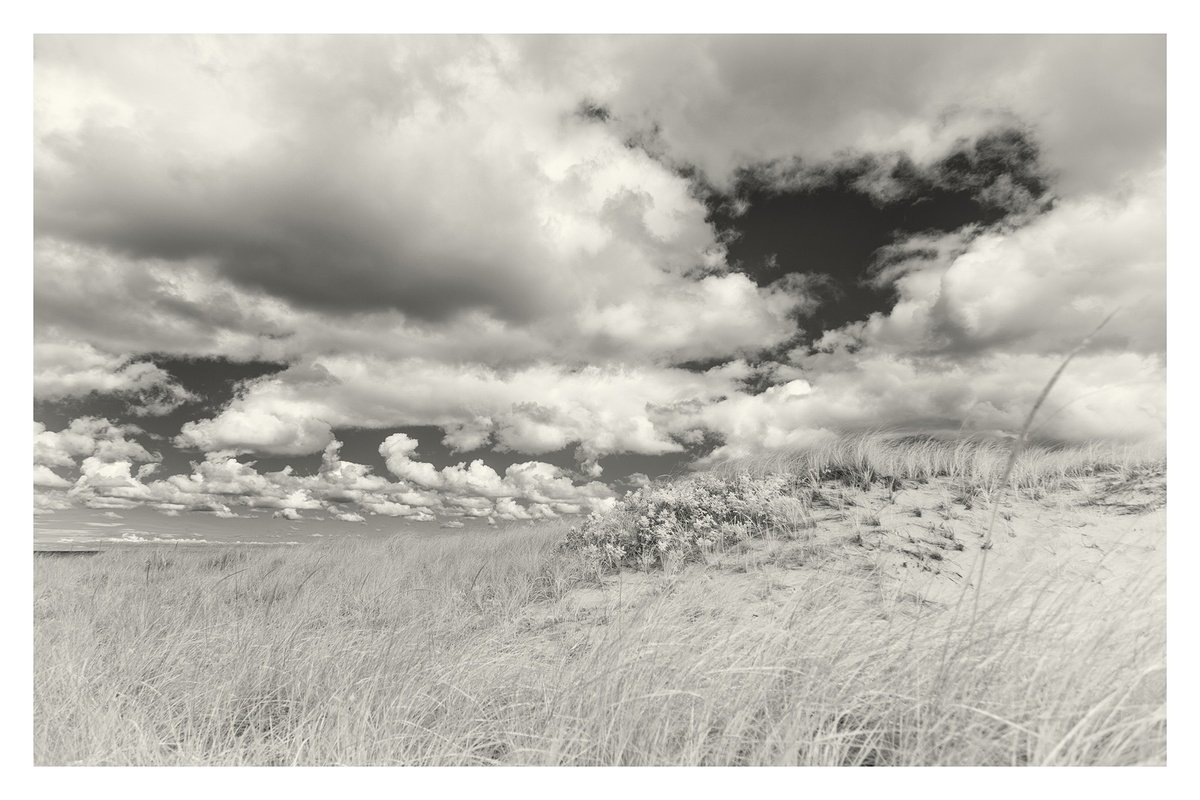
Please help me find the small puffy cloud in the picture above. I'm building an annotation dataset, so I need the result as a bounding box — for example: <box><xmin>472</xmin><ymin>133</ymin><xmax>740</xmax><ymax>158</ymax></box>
<box><xmin>316</xmin><ymin>440</ymin><xmax>392</xmax><ymax>495</ymax></box>
<box><xmin>35</xmin><ymin>341</ymin><xmax>195</xmax><ymax>414</ymax></box>
<box><xmin>76</xmin><ymin>457</ymin><xmax>142</xmax><ymax>489</ymax></box>
<box><xmin>503</xmin><ymin>461</ymin><xmax>601</xmax><ymax>505</ymax></box>
<box><xmin>380</xmin><ymin>433</ymin><xmax>444</xmax><ymax>489</ymax></box>
<box><xmin>34</xmin><ymin>417</ymin><xmax>158</xmax><ymax>469</ymax></box>
<box><xmin>380</xmin><ymin>432</ymin><xmax>615</xmax><ymax>519</ymax></box>
<box><xmin>620</xmin><ymin>473</ymin><xmax>652</xmax><ymax>491</ymax></box>
<box><xmin>33</xmin><ymin>465</ymin><xmax>72</xmax><ymax>489</ymax></box>
<box><xmin>176</xmin><ymin>407</ymin><xmax>335</xmax><ymax>456</ymax></box>
<box><xmin>33</xmin><ymin>421</ymin><xmax>90</xmax><ymax>468</ymax></box>
<box><xmin>163</xmin><ymin>454</ymin><xmax>280</xmax><ymax>498</ymax></box>
<box><xmin>440</xmin><ymin>461</ymin><xmax>510</xmax><ymax>499</ymax></box>
<box><xmin>493</xmin><ymin>497</ymin><xmax>534</xmax><ymax>521</ymax></box>
<box><xmin>54</xmin><ymin>425</ymin><xmax>613</xmax><ymax>525</ymax></box>
<box><xmin>580</xmin><ymin>459</ymin><xmax>604</xmax><ymax>478</ymax></box>
<box><xmin>441</xmin><ymin>417</ymin><xmax>493</xmax><ymax>452</ymax></box>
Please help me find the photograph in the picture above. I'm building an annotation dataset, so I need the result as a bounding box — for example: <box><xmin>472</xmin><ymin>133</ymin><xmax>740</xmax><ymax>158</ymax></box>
<box><xmin>31</xmin><ymin>32</ymin><xmax>1167</xmax><ymax>767</ymax></box>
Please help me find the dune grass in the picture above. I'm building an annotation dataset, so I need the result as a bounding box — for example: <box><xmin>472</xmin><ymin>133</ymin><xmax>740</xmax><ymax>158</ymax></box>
<box><xmin>710</xmin><ymin>433</ymin><xmax>1165</xmax><ymax>496</ymax></box>
<box><xmin>34</xmin><ymin>476</ymin><xmax>1166</xmax><ymax>765</ymax></box>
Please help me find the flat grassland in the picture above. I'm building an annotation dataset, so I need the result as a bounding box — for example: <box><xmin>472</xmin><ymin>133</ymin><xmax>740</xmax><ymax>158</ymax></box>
<box><xmin>33</xmin><ymin>437</ymin><xmax>1166</xmax><ymax>766</ymax></box>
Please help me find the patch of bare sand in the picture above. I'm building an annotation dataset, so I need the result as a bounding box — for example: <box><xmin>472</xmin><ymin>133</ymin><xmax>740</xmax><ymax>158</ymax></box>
<box><xmin>513</xmin><ymin>473</ymin><xmax>1165</xmax><ymax>659</ymax></box>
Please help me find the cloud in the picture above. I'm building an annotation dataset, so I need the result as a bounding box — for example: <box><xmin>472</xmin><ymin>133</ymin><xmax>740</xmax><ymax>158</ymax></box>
<box><xmin>380</xmin><ymin>433</ymin><xmax>615</xmax><ymax>516</ymax></box>
<box><xmin>34</xmin><ymin>35</ymin><xmax>1162</xmax><ymax>368</ymax></box>
<box><xmin>35</xmin><ymin>37</ymin><xmax>728</xmax><ymax>325</ymax></box>
<box><xmin>47</xmin><ymin>427</ymin><xmax>614</xmax><ymax>523</ymax></box>
<box><xmin>34</xmin><ymin>417</ymin><xmax>159</xmax><ymax>469</ymax></box>
<box><xmin>33</xmin><ymin>465</ymin><xmax>72</xmax><ymax>489</ymax></box>
<box><xmin>379</xmin><ymin>433</ymin><xmax>444</xmax><ymax>489</ymax></box>
<box><xmin>651</xmin><ymin>168</ymin><xmax>1160</xmax><ymax>460</ymax></box>
<box><xmin>828</xmin><ymin>173</ymin><xmax>1166</xmax><ymax>359</ymax></box>
<box><xmin>571</xmin><ymin>35</ymin><xmax>1163</xmax><ymax>195</ymax></box>
<box><xmin>696</xmin><ymin>351</ymin><xmax>1165</xmax><ymax>462</ymax></box>
<box><xmin>176</xmin><ymin>407</ymin><xmax>335</xmax><ymax>456</ymax></box>
<box><xmin>670</xmin><ymin>170</ymin><xmax>1164</xmax><ymax>457</ymax></box>
<box><xmin>76</xmin><ymin>456</ymin><xmax>143</xmax><ymax>489</ymax></box>
<box><xmin>35</xmin><ymin>341</ymin><xmax>196</xmax><ymax>414</ymax></box>
<box><xmin>34</xmin><ymin>234</ymin><xmax>809</xmax><ymax>377</ymax></box>
<box><xmin>178</xmin><ymin>359</ymin><xmax>746</xmax><ymax>460</ymax></box>
<box><xmin>35</xmin><ymin>492</ymin><xmax>73</xmax><ymax>514</ymax></box>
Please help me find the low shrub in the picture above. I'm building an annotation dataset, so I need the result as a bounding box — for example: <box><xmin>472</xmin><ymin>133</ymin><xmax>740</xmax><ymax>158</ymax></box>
<box><xmin>564</xmin><ymin>473</ymin><xmax>795</xmax><ymax>570</ymax></box>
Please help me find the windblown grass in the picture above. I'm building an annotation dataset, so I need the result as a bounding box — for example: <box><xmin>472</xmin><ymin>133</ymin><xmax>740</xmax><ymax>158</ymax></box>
<box><xmin>34</xmin><ymin>505</ymin><xmax>1165</xmax><ymax>766</ymax></box>
<box><xmin>710</xmin><ymin>433</ymin><xmax>1165</xmax><ymax>495</ymax></box>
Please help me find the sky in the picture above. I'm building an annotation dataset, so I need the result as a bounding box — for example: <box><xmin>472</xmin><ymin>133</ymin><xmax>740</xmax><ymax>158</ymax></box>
<box><xmin>32</xmin><ymin>34</ymin><xmax>1166</xmax><ymax>542</ymax></box>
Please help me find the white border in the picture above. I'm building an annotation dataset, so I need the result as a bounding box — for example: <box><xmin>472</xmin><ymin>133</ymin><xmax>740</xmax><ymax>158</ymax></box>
<box><xmin>5</xmin><ymin>4</ymin><xmax>1194</xmax><ymax>795</ymax></box>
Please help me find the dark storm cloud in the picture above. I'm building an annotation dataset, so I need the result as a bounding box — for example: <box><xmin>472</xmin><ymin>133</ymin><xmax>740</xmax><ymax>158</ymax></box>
<box><xmin>577</xmin><ymin>34</ymin><xmax>1164</xmax><ymax>194</ymax></box>
<box><xmin>35</xmin><ymin>35</ymin><xmax>1163</xmax><ymax>332</ymax></box>
<box><xmin>36</xmin><ymin>118</ymin><xmax>558</xmax><ymax>323</ymax></box>
<box><xmin>35</xmin><ymin>36</ymin><xmax>726</xmax><ymax>328</ymax></box>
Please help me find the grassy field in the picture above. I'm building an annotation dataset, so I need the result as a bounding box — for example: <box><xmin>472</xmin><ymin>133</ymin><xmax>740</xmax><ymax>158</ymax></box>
<box><xmin>33</xmin><ymin>437</ymin><xmax>1166</xmax><ymax>766</ymax></box>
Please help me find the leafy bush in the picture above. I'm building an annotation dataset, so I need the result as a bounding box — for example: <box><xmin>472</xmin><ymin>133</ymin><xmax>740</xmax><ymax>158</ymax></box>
<box><xmin>563</xmin><ymin>473</ymin><xmax>795</xmax><ymax>570</ymax></box>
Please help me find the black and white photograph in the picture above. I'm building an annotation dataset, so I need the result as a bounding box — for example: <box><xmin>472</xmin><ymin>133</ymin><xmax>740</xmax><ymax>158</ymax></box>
<box><xmin>24</xmin><ymin>22</ymin><xmax>1181</xmax><ymax>773</ymax></box>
